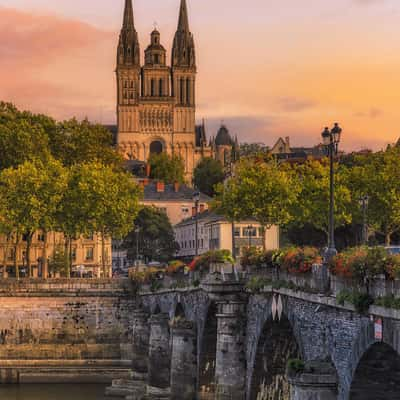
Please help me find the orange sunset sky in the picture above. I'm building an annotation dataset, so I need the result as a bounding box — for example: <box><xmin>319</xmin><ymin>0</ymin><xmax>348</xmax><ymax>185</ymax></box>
<box><xmin>0</xmin><ymin>0</ymin><xmax>400</xmax><ymax>150</ymax></box>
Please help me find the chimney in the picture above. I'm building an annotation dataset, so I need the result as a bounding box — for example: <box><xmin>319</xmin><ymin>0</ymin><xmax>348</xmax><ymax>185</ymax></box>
<box><xmin>156</xmin><ymin>181</ymin><xmax>165</xmax><ymax>193</ymax></box>
<box><xmin>200</xmin><ymin>204</ymin><xmax>205</xmax><ymax>213</ymax></box>
<box><xmin>174</xmin><ymin>182</ymin><xmax>180</xmax><ymax>193</ymax></box>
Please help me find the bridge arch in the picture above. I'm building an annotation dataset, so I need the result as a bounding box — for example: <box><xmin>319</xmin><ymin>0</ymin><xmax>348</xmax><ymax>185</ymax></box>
<box><xmin>249</xmin><ymin>312</ymin><xmax>302</xmax><ymax>400</ymax></box>
<box><xmin>350</xmin><ymin>341</ymin><xmax>400</xmax><ymax>400</ymax></box>
<box><xmin>174</xmin><ymin>302</ymin><xmax>186</xmax><ymax>319</ymax></box>
<box><xmin>198</xmin><ymin>302</ymin><xmax>218</xmax><ymax>399</ymax></box>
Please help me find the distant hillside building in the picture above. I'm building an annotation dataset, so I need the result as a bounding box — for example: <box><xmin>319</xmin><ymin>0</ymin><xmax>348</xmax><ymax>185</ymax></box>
<box><xmin>271</xmin><ymin>136</ymin><xmax>326</xmax><ymax>161</ymax></box>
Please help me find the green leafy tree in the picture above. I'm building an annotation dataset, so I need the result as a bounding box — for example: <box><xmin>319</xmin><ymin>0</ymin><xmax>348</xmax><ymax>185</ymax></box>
<box><xmin>214</xmin><ymin>159</ymin><xmax>297</xmax><ymax>250</ymax></box>
<box><xmin>54</xmin><ymin>119</ymin><xmax>123</xmax><ymax>168</ymax></box>
<box><xmin>193</xmin><ymin>158</ymin><xmax>225</xmax><ymax>197</ymax></box>
<box><xmin>0</xmin><ymin>159</ymin><xmax>66</xmax><ymax>277</ymax></box>
<box><xmin>289</xmin><ymin>159</ymin><xmax>353</xmax><ymax>240</ymax></box>
<box><xmin>0</xmin><ymin>102</ymin><xmax>51</xmax><ymax>170</ymax></box>
<box><xmin>124</xmin><ymin>207</ymin><xmax>179</xmax><ymax>263</ymax></box>
<box><xmin>148</xmin><ymin>153</ymin><xmax>185</xmax><ymax>183</ymax></box>
<box><xmin>59</xmin><ymin>162</ymin><xmax>142</xmax><ymax>276</ymax></box>
<box><xmin>347</xmin><ymin>147</ymin><xmax>400</xmax><ymax>245</ymax></box>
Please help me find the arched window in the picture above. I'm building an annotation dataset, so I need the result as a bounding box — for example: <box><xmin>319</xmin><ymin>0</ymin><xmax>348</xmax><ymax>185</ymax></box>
<box><xmin>180</xmin><ymin>78</ymin><xmax>185</xmax><ymax>104</ymax></box>
<box><xmin>151</xmin><ymin>79</ymin><xmax>155</xmax><ymax>97</ymax></box>
<box><xmin>186</xmin><ymin>78</ymin><xmax>191</xmax><ymax>105</ymax></box>
<box><xmin>159</xmin><ymin>79</ymin><xmax>163</xmax><ymax>97</ymax></box>
<box><xmin>124</xmin><ymin>81</ymin><xmax>128</xmax><ymax>88</ymax></box>
<box><xmin>130</xmin><ymin>81</ymin><xmax>134</xmax><ymax>88</ymax></box>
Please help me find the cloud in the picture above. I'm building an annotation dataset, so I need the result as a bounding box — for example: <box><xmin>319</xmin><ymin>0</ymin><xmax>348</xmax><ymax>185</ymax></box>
<box><xmin>276</xmin><ymin>97</ymin><xmax>317</xmax><ymax>113</ymax></box>
<box><xmin>0</xmin><ymin>7</ymin><xmax>115</xmax><ymax>120</ymax></box>
<box><xmin>354</xmin><ymin>107</ymin><xmax>384</xmax><ymax>119</ymax></box>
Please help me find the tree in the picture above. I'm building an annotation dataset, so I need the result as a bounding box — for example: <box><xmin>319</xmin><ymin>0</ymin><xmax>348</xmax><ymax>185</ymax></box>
<box><xmin>239</xmin><ymin>142</ymin><xmax>269</xmax><ymax>159</ymax></box>
<box><xmin>289</xmin><ymin>159</ymin><xmax>353</xmax><ymax>240</ymax></box>
<box><xmin>53</xmin><ymin>119</ymin><xmax>123</xmax><ymax>168</ymax></box>
<box><xmin>148</xmin><ymin>153</ymin><xmax>185</xmax><ymax>183</ymax></box>
<box><xmin>0</xmin><ymin>102</ymin><xmax>51</xmax><ymax>170</ymax></box>
<box><xmin>347</xmin><ymin>147</ymin><xmax>400</xmax><ymax>245</ymax></box>
<box><xmin>124</xmin><ymin>207</ymin><xmax>179</xmax><ymax>263</ymax></box>
<box><xmin>214</xmin><ymin>159</ymin><xmax>297</xmax><ymax>250</ymax></box>
<box><xmin>193</xmin><ymin>158</ymin><xmax>225</xmax><ymax>197</ymax></box>
<box><xmin>0</xmin><ymin>159</ymin><xmax>66</xmax><ymax>278</ymax></box>
<box><xmin>59</xmin><ymin>162</ymin><xmax>142</xmax><ymax>276</ymax></box>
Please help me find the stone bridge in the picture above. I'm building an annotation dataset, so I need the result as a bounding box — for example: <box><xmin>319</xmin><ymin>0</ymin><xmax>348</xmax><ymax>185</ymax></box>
<box><xmin>108</xmin><ymin>269</ymin><xmax>400</xmax><ymax>400</ymax></box>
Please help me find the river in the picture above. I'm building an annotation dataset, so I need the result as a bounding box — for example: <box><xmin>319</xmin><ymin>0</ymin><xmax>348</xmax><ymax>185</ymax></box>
<box><xmin>0</xmin><ymin>384</ymin><xmax>110</xmax><ymax>400</ymax></box>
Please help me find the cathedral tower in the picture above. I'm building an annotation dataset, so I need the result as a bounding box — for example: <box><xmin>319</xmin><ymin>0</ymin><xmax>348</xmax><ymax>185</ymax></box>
<box><xmin>115</xmin><ymin>0</ymin><xmax>211</xmax><ymax>181</ymax></box>
<box><xmin>116</xmin><ymin>0</ymin><xmax>141</xmax><ymax>149</ymax></box>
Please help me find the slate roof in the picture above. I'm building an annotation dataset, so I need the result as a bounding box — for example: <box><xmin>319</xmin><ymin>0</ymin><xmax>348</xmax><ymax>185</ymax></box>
<box><xmin>143</xmin><ymin>182</ymin><xmax>211</xmax><ymax>203</ymax></box>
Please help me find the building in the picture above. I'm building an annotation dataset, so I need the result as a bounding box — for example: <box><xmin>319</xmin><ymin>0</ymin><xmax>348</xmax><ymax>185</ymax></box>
<box><xmin>115</xmin><ymin>0</ymin><xmax>215</xmax><ymax>181</ymax></box>
<box><xmin>0</xmin><ymin>232</ymin><xmax>111</xmax><ymax>278</ymax></box>
<box><xmin>141</xmin><ymin>180</ymin><xmax>210</xmax><ymax>226</ymax></box>
<box><xmin>174</xmin><ymin>211</ymin><xmax>279</xmax><ymax>258</ymax></box>
<box><xmin>270</xmin><ymin>136</ymin><xmax>326</xmax><ymax>161</ymax></box>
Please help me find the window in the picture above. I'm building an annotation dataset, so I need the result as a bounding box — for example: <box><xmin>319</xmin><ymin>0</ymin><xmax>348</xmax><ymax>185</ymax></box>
<box><xmin>37</xmin><ymin>234</ymin><xmax>45</xmax><ymax>242</ymax></box>
<box><xmin>243</xmin><ymin>227</ymin><xmax>257</xmax><ymax>237</ymax></box>
<box><xmin>71</xmin><ymin>247</ymin><xmax>77</xmax><ymax>262</ymax></box>
<box><xmin>130</xmin><ymin>80</ymin><xmax>134</xmax><ymax>88</ymax></box>
<box><xmin>85</xmin><ymin>247</ymin><xmax>94</xmax><ymax>261</ymax></box>
<box><xmin>124</xmin><ymin>81</ymin><xmax>128</xmax><ymax>88</ymax></box>
<box><xmin>258</xmin><ymin>228</ymin><xmax>264</xmax><ymax>238</ymax></box>
<box><xmin>154</xmin><ymin>54</ymin><xmax>160</xmax><ymax>64</ymax></box>
<box><xmin>159</xmin><ymin>78</ymin><xmax>163</xmax><ymax>96</ymax></box>
<box><xmin>151</xmin><ymin>79</ymin><xmax>155</xmax><ymax>96</ymax></box>
<box><xmin>180</xmin><ymin>78</ymin><xmax>185</xmax><ymax>104</ymax></box>
<box><xmin>186</xmin><ymin>78</ymin><xmax>190</xmax><ymax>105</ymax></box>
<box><xmin>234</xmin><ymin>227</ymin><xmax>241</xmax><ymax>237</ymax></box>
<box><xmin>7</xmin><ymin>248</ymin><xmax>14</xmax><ymax>261</ymax></box>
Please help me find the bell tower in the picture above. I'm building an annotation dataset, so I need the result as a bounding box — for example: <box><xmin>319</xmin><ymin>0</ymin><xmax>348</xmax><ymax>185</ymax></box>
<box><xmin>171</xmin><ymin>0</ymin><xmax>196</xmax><ymax>135</ymax></box>
<box><xmin>116</xmin><ymin>0</ymin><xmax>141</xmax><ymax>141</ymax></box>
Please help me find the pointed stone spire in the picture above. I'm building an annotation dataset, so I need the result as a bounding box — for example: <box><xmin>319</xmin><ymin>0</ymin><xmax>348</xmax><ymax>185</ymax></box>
<box><xmin>177</xmin><ymin>0</ymin><xmax>190</xmax><ymax>32</ymax></box>
<box><xmin>117</xmin><ymin>0</ymin><xmax>140</xmax><ymax>67</ymax></box>
<box><xmin>172</xmin><ymin>0</ymin><xmax>196</xmax><ymax>68</ymax></box>
<box><xmin>123</xmin><ymin>0</ymin><xmax>134</xmax><ymax>29</ymax></box>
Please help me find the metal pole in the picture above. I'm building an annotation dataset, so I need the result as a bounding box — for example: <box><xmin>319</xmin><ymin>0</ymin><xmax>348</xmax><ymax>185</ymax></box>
<box><xmin>195</xmin><ymin>200</ymin><xmax>199</xmax><ymax>257</ymax></box>
<box><xmin>136</xmin><ymin>229</ymin><xmax>139</xmax><ymax>264</ymax></box>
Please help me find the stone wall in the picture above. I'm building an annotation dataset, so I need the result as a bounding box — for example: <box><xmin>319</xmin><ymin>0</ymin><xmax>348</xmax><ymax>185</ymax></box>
<box><xmin>0</xmin><ymin>279</ymin><xmax>136</xmax><ymax>383</ymax></box>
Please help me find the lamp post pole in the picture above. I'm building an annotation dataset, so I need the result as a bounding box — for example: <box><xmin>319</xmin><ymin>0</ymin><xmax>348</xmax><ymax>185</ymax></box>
<box><xmin>135</xmin><ymin>227</ymin><xmax>140</xmax><ymax>265</ymax></box>
<box><xmin>321</xmin><ymin>123</ymin><xmax>342</xmax><ymax>263</ymax></box>
<box><xmin>193</xmin><ymin>192</ymin><xmax>200</xmax><ymax>257</ymax></box>
<box><xmin>247</xmin><ymin>225</ymin><xmax>253</xmax><ymax>248</ymax></box>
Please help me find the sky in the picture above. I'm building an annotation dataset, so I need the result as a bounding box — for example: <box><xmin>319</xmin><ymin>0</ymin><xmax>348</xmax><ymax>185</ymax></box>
<box><xmin>0</xmin><ymin>0</ymin><xmax>400</xmax><ymax>151</ymax></box>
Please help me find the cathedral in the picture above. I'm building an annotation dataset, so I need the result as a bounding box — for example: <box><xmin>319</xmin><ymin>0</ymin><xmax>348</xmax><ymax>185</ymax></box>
<box><xmin>115</xmin><ymin>0</ymin><xmax>237</xmax><ymax>181</ymax></box>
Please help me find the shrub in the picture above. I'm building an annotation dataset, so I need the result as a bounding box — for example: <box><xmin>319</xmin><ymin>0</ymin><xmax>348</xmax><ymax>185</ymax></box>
<box><xmin>241</xmin><ymin>247</ymin><xmax>263</xmax><ymax>268</ymax></box>
<box><xmin>329</xmin><ymin>246</ymin><xmax>391</xmax><ymax>283</ymax></box>
<box><xmin>279</xmin><ymin>247</ymin><xmax>321</xmax><ymax>274</ymax></box>
<box><xmin>246</xmin><ymin>276</ymin><xmax>271</xmax><ymax>293</ymax></box>
<box><xmin>167</xmin><ymin>260</ymin><xmax>186</xmax><ymax>275</ymax></box>
<box><xmin>189</xmin><ymin>250</ymin><xmax>234</xmax><ymax>272</ymax></box>
<box><xmin>336</xmin><ymin>289</ymin><xmax>374</xmax><ymax>314</ymax></box>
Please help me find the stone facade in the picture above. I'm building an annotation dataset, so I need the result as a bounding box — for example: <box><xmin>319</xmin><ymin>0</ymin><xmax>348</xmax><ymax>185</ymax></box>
<box><xmin>116</xmin><ymin>0</ymin><xmax>213</xmax><ymax>182</ymax></box>
<box><xmin>0</xmin><ymin>279</ymin><xmax>135</xmax><ymax>384</ymax></box>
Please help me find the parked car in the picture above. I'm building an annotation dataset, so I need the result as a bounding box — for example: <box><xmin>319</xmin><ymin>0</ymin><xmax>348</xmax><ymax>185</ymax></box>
<box><xmin>385</xmin><ymin>246</ymin><xmax>400</xmax><ymax>255</ymax></box>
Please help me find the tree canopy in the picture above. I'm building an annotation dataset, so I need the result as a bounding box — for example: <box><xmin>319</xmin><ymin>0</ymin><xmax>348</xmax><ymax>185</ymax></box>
<box><xmin>148</xmin><ymin>153</ymin><xmax>185</xmax><ymax>183</ymax></box>
<box><xmin>193</xmin><ymin>157</ymin><xmax>225</xmax><ymax>197</ymax></box>
<box><xmin>124</xmin><ymin>207</ymin><xmax>179</xmax><ymax>263</ymax></box>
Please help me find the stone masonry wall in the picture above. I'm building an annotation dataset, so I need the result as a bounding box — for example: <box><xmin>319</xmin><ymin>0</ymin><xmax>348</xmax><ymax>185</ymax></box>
<box><xmin>0</xmin><ymin>279</ymin><xmax>136</xmax><ymax>383</ymax></box>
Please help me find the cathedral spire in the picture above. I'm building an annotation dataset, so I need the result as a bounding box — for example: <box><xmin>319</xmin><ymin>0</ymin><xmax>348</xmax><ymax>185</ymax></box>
<box><xmin>177</xmin><ymin>0</ymin><xmax>190</xmax><ymax>32</ymax></box>
<box><xmin>172</xmin><ymin>0</ymin><xmax>196</xmax><ymax>68</ymax></box>
<box><xmin>123</xmin><ymin>0</ymin><xmax>134</xmax><ymax>29</ymax></box>
<box><xmin>117</xmin><ymin>0</ymin><xmax>140</xmax><ymax>67</ymax></box>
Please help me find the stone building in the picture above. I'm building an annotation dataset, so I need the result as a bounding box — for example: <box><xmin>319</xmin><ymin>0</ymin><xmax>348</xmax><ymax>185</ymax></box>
<box><xmin>174</xmin><ymin>210</ymin><xmax>279</xmax><ymax>258</ymax></box>
<box><xmin>116</xmin><ymin>0</ymin><xmax>213</xmax><ymax>181</ymax></box>
<box><xmin>114</xmin><ymin>0</ymin><xmax>238</xmax><ymax>182</ymax></box>
<box><xmin>0</xmin><ymin>232</ymin><xmax>112</xmax><ymax>278</ymax></box>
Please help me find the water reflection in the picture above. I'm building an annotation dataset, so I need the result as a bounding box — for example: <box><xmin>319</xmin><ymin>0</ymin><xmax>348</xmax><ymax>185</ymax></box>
<box><xmin>0</xmin><ymin>384</ymin><xmax>109</xmax><ymax>400</ymax></box>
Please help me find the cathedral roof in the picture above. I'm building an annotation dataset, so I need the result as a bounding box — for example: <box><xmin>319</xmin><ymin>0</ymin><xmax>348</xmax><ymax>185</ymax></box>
<box><xmin>215</xmin><ymin>125</ymin><xmax>233</xmax><ymax>146</ymax></box>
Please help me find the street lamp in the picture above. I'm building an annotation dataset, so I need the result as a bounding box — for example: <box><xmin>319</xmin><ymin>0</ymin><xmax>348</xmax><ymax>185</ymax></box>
<box><xmin>321</xmin><ymin>123</ymin><xmax>342</xmax><ymax>262</ymax></box>
<box><xmin>193</xmin><ymin>191</ymin><xmax>200</xmax><ymax>257</ymax></box>
<box><xmin>358</xmin><ymin>195</ymin><xmax>369</xmax><ymax>245</ymax></box>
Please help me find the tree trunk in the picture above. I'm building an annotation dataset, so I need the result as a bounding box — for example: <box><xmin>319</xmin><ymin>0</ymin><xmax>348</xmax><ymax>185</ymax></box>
<box><xmin>3</xmin><ymin>234</ymin><xmax>11</xmax><ymax>279</ymax></box>
<box><xmin>64</xmin><ymin>235</ymin><xmax>71</xmax><ymax>279</ymax></box>
<box><xmin>14</xmin><ymin>233</ymin><xmax>19</xmax><ymax>280</ymax></box>
<box><xmin>26</xmin><ymin>233</ymin><xmax>33</xmax><ymax>278</ymax></box>
<box><xmin>231</xmin><ymin>222</ymin><xmax>236</xmax><ymax>261</ymax></box>
<box><xmin>385</xmin><ymin>232</ymin><xmax>392</xmax><ymax>247</ymax></box>
<box><xmin>101</xmin><ymin>231</ymin><xmax>107</xmax><ymax>278</ymax></box>
<box><xmin>262</xmin><ymin>225</ymin><xmax>266</xmax><ymax>252</ymax></box>
<box><xmin>42</xmin><ymin>231</ymin><xmax>48</xmax><ymax>279</ymax></box>
<box><xmin>69</xmin><ymin>238</ymin><xmax>73</xmax><ymax>279</ymax></box>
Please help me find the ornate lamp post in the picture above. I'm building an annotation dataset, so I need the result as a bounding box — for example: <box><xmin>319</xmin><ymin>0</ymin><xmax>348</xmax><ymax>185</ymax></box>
<box><xmin>135</xmin><ymin>227</ymin><xmax>140</xmax><ymax>265</ymax></box>
<box><xmin>321</xmin><ymin>123</ymin><xmax>342</xmax><ymax>262</ymax></box>
<box><xmin>193</xmin><ymin>191</ymin><xmax>200</xmax><ymax>257</ymax></box>
<box><xmin>358</xmin><ymin>195</ymin><xmax>369</xmax><ymax>245</ymax></box>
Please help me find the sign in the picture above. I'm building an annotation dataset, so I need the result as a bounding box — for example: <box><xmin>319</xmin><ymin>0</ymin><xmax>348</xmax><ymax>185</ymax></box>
<box><xmin>374</xmin><ymin>317</ymin><xmax>383</xmax><ymax>341</ymax></box>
